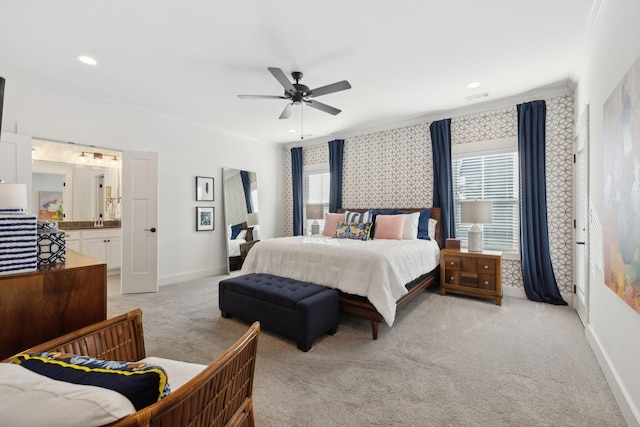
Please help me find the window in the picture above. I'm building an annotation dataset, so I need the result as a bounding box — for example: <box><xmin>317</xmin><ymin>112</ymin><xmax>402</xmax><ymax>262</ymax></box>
<box><xmin>303</xmin><ymin>164</ymin><xmax>330</xmax><ymax>235</ymax></box>
<box><xmin>452</xmin><ymin>138</ymin><xmax>519</xmax><ymax>253</ymax></box>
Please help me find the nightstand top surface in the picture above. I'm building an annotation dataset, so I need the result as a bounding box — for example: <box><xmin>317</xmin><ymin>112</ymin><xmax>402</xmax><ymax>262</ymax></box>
<box><xmin>442</xmin><ymin>248</ymin><xmax>502</xmax><ymax>257</ymax></box>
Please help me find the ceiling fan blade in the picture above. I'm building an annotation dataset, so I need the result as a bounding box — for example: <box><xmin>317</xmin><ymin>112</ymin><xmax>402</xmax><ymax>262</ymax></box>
<box><xmin>304</xmin><ymin>99</ymin><xmax>341</xmax><ymax>115</ymax></box>
<box><xmin>279</xmin><ymin>103</ymin><xmax>296</xmax><ymax>119</ymax></box>
<box><xmin>308</xmin><ymin>80</ymin><xmax>351</xmax><ymax>98</ymax></box>
<box><xmin>268</xmin><ymin>67</ymin><xmax>296</xmax><ymax>95</ymax></box>
<box><xmin>237</xmin><ymin>95</ymin><xmax>287</xmax><ymax>99</ymax></box>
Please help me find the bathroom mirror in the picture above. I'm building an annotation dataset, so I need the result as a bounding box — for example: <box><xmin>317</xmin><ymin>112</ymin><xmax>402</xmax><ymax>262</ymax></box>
<box><xmin>31</xmin><ymin>139</ymin><xmax>122</xmax><ymax>222</ymax></box>
<box><xmin>223</xmin><ymin>168</ymin><xmax>259</xmax><ymax>273</ymax></box>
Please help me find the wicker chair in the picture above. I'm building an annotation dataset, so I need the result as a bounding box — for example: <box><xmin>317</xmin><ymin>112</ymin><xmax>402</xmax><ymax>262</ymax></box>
<box><xmin>3</xmin><ymin>308</ymin><xmax>260</xmax><ymax>427</ymax></box>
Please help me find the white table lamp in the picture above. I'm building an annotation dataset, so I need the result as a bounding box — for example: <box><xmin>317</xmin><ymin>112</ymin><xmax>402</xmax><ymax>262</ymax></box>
<box><xmin>460</xmin><ymin>200</ymin><xmax>492</xmax><ymax>252</ymax></box>
<box><xmin>246</xmin><ymin>212</ymin><xmax>259</xmax><ymax>240</ymax></box>
<box><xmin>306</xmin><ymin>204</ymin><xmax>324</xmax><ymax>235</ymax></box>
<box><xmin>0</xmin><ymin>182</ymin><xmax>28</xmax><ymax>214</ymax></box>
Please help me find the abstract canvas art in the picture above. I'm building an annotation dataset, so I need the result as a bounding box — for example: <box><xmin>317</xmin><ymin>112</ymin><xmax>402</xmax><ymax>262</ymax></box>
<box><xmin>603</xmin><ymin>53</ymin><xmax>640</xmax><ymax>314</ymax></box>
<box><xmin>38</xmin><ymin>191</ymin><xmax>63</xmax><ymax>221</ymax></box>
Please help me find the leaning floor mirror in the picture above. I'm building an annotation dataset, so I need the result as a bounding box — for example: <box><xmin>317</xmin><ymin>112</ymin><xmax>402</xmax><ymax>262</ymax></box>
<box><xmin>222</xmin><ymin>168</ymin><xmax>259</xmax><ymax>273</ymax></box>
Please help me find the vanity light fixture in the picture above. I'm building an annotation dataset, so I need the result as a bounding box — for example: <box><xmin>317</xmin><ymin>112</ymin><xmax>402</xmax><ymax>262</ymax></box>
<box><xmin>78</xmin><ymin>151</ymin><xmax>118</xmax><ymax>162</ymax></box>
<box><xmin>76</xmin><ymin>55</ymin><xmax>98</xmax><ymax>66</ymax></box>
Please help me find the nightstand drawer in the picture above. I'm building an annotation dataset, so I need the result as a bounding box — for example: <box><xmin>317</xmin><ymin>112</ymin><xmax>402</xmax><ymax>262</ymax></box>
<box><xmin>478</xmin><ymin>274</ymin><xmax>496</xmax><ymax>291</ymax></box>
<box><xmin>477</xmin><ymin>258</ymin><xmax>496</xmax><ymax>274</ymax></box>
<box><xmin>443</xmin><ymin>255</ymin><xmax>462</xmax><ymax>271</ymax></box>
<box><xmin>444</xmin><ymin>270</ymin><xmax>460</xmax><ymax>285</ymax></box>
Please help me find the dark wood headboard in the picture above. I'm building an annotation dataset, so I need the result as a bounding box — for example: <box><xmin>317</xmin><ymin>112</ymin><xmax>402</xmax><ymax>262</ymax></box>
<box><xmin>337</xmin><ymin>207</ymin><xmax>443</xmax><ymax>247</ymax></box>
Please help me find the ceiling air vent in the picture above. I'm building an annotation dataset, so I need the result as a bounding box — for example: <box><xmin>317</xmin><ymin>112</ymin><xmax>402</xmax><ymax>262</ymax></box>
<box><xmin>465</xmin><ymin>92</ymin><xmax>490</xmax><ymax>101</ymax></box>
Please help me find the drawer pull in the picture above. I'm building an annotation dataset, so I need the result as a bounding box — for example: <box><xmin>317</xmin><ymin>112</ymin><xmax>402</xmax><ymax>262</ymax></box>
<box><xmin>450</xmin><ymin>276</ymin><xmax>454</xmax><ymax>280</ymax></box>
<box><xmin>450</xmin><ymin>261</ymin><xmax>454</xmax><ymax>265</ymax></box>
<box><xmin>485</xmin><ymin>281</ymin><xmax>489</xmax><ymax>285</ymax></box>
<box><xmin>484</xmin><ymin>265</ymin><xmax>488</xmax><ymax>269</ymax></box>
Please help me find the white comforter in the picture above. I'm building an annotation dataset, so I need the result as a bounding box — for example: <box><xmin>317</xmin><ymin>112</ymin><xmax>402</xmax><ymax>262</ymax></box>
<box><xmin>241</xmin><ymin>235</ymin><xmax>440</xmax><ymax>326</ymax></box>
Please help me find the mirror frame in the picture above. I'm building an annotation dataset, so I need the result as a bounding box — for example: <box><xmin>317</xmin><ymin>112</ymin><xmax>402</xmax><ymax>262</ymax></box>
<box><xmin>222</xmin><ymin>168</ymin><xmax>259</xmax><ymax>274</ymax></box>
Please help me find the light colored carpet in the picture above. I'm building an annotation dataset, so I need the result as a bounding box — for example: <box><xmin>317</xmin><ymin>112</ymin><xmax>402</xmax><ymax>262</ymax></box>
<box><xmin>108</xmin><ymin>276</ymin><xmax>626</xmax><ymax>426</ymax></box>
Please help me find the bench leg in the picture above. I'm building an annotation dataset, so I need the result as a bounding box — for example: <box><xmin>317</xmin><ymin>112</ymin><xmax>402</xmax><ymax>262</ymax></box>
<box><xmin>221</xmin><ymin>311</ymin><xmax>232</xmax><ymax>318</ymax></box>
<box><xmin>297</xmin><ymin>342</ymin><xmax>311</xmax><ymax>352</ymax></box>
<box><xmin>327</xmin><ymin>326</ymin><xmax>338</xmax><ymax>336</ymax></box>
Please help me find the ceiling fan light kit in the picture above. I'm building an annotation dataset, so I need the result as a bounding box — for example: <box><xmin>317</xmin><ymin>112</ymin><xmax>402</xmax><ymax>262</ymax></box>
<box><xmin>238</xmin><ymin>67</ymin><xmax>351</xmax><ymax>120</ymax></box>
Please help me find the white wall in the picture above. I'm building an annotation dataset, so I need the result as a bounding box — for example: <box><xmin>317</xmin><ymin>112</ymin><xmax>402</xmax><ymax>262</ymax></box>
<box><xmin>574</xmin><ymin>0</ymin><xmax>640</xmax><ymax>424</ymax></box>
<box><xmin>2</xmin><ymin>77</ymin><xmax>283</xmax><ymax>284</ymax></box>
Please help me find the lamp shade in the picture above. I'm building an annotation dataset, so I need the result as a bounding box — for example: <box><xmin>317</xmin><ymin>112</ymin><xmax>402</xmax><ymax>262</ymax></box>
<box><xmin>246</xmin><ymin>212</ymin><xmax>260</xmax><ymax>227</ymax></box>
<box><xmin>0</xmin><ymin>183</ymin><xmax>28</xmax><ymax>213</ymax></box>
<box><xmin>306</xmin><ymin>203</ymin><xmax>324</xmax><ymax>220</ymax></box>
<box><xmin>460</xmin><ymin>200</ymin><xmax>492</xmax><ymax>224</ymax></box>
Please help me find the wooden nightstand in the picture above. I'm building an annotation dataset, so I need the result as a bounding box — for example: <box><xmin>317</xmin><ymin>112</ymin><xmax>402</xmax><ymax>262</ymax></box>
<box><xmin>240</xmin><ymin>240</ymin><xmax>260</xmax><ymax>261</ymax></box>
<box><xmin>440</xmin><ymin>248</ymin><xmax>502</xmax><ymax>305</ymax></box>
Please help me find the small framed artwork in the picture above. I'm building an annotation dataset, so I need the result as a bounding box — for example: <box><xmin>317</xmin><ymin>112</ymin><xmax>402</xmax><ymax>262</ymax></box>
<box><xmin>196</xmin><ymin>207</ymin><xmax>214</xmax><ymax>231</ymax></box>
<box><xmin>196</xmin><ymin>176</ymin><xmax>214</xmax><ymax>201</ymax></box>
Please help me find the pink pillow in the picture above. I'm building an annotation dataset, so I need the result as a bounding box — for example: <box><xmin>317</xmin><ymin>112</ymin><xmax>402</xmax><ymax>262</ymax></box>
<box><xmin>322</xmin><ymin>213</ymin><xmax>346</xmax><ymax>236</ymax></box>
<box><xmin>374</xmin><ymin>215</ymin><xmax>405</xmax><ymax>240</ymax></box>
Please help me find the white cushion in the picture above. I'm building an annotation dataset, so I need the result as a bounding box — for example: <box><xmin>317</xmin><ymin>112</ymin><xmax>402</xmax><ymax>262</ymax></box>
<box><xmin>0</xmin><ymin>363</ymin><xmax>136</xmax><ymax>427</ymax></box>
<box><xmin>235</xmin><ymin>230</ymin><xmax>247</xmax><ymax>240</ymax></box>
<box><xmin>402</xmin><ymin>212</ymin><xmax>420</xmax><ymax>240</ymax></box>
<box><xmin>429</xmin><ymin>218</ymin><xmax>437</xmax><ymax>241</ymax></box>
<box><xmin>140</xmin><ymin>357</ymin><xmax>206</xmax><ymax>390</ymax></box>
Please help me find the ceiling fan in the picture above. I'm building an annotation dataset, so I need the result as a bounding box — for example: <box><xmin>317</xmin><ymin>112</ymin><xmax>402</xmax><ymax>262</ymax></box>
<box><xmin>238</xmin><ymin>67</ymin><xmax>351</xmax><ymax>119</ymax></box>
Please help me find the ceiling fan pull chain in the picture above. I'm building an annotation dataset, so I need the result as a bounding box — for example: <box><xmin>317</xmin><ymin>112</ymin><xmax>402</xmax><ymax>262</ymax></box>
<box><xmin>300</xmin><ymin>104</ymin><xmax>304</xmax><ymax>140</ymax></box>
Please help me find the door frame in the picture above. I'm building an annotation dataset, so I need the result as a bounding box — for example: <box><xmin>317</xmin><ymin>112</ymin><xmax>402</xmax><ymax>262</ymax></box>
<box><xmin>574</xmin><ymin>105</ymin><xmax>590</xmax><ymax>325</ymax></box>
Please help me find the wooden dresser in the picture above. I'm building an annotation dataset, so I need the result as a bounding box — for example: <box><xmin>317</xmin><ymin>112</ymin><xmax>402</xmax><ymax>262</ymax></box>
<box><xmin>440</xmin><ymin>248</ymin><xmax>502</xmax><ymax>305</ymax></box>
<box><xmin>0</xmin><ymin>249</ymin><xmax>107</xmax><ymax>360</ymax></box>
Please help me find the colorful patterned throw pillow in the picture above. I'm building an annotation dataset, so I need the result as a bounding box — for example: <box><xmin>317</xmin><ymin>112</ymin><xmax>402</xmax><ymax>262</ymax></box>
<box><xmin>12</xmin><ymin>352</ymin><xmax>171</xmax><ymax>410</ymax></box>
<box><xmin>333</xmin><ymin>222</ymin><xmax>372</xmax><ymax>240</ymax></box>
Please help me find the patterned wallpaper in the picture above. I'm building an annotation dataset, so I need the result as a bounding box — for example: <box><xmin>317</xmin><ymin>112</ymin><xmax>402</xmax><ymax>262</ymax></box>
<box><xmin>223</xmin><ymin>173</ymin><xmax>248</xmax><ymax>227</ymax></box>
<box><xmin>282</xmin><ymin>94</ymin><xmax>574</xmax><ymax>294</ymax></box>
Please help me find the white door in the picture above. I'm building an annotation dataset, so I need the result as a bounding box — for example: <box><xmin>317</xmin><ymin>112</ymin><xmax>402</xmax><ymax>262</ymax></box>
<box><xmin>0</xmin><ymin>132</ymin><xmax>32</xmax><ymax>210</ymax></box>
<box><xmin>121</xmin><ymin>151</ymin><xmax>158</xmax><ymax>293</ymax></box>
<box><xmin>574</xmin><ymin>106</ymin><xmax>589</xmax><ymax>325</ymax></box>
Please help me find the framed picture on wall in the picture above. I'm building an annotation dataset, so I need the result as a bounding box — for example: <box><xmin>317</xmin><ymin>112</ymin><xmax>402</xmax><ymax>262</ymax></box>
<box><xmin>196</xmin><ymin>176</ymin><xmax>214</xmax><ymax>201</ymax></box>
<box><xmin>196</xmin><ymin>206</ymin><xmax>214</xmax><ymax>231</ymax></box>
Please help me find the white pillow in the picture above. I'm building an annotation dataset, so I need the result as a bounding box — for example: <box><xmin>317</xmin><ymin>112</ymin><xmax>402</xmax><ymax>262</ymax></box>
<box><xmin>429</xmin><ymin>218</ymin><xmax>437</xmax><ymax>241</ymax></box>
<box><xmin>0</xmin><ymin>363</ymin><xmax>135</xmax><ymax>427</ymax></box>
<box><xmin>235</xmin><ymin>229</ymin><xmax>247</xmax><ymax>240</ymax></box>
<box><xmin>402</xmin><ymin>212</ymin><xmax>420</xmax><ymax>240</ymax></box>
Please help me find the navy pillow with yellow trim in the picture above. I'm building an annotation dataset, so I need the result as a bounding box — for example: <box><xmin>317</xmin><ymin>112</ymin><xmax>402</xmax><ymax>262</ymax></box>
<box><xmin>12</xmin><ymin>352</ymin><xmax>171</xmax><ymax>411</ymax></box>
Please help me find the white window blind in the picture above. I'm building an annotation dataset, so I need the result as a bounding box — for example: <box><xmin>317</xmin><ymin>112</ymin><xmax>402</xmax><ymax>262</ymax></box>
<box><xmin>303</xmin><ymin>167</ymin><xmax>330</xmax><ymax>234</ymax></box>
<box><xmin>453</xmin><ymin>151</ymin><xmax>519</xmax><ymax>252</ymax></box>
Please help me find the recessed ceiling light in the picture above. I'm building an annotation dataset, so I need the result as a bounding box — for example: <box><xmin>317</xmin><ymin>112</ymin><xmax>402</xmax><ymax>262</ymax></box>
<box><xmin>466</xmin><ymin>81</ymin><xmax>481</xmax><ymax>89</ymax></box>
<box><xmin>76</xmin><ymin>55</ymin><xmax>98</xmax><ymax>66</ymax></box>
<box><xmin>289</xmin><ymin>129</ymin><xmax>296</xmax><ymax>133</ymax></box>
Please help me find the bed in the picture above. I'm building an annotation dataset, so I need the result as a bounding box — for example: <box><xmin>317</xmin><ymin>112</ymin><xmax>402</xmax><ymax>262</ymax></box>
<box><xmin>241</xmin><ymin>207</ymin><xmax>442</xmax><ymax>339</ymax></box>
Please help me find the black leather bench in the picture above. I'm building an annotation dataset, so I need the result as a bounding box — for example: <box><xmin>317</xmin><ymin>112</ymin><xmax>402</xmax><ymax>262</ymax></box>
<box><xmin>219</xmin><ymin>273</ymin><xmax>339</xmax><ymax>351</ymax></box>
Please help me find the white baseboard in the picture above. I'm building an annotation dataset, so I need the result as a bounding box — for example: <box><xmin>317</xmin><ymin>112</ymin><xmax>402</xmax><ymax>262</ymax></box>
<box><xmin>159</xmin><ymin>265</ymin><xmax>228</xmax><ymax>287</ymax></box>
<box><xmin>503</xmin><ymin>286</ymin><xmax>527</xmax><ymax>299</ymax></box>
<box><xmin>502</xmin><ymin>286</ymin><xmax>574</xmax><ymax>306</ymax></box>
<box><xmin>585</xmin><ymin>324</ymin><xmax>640</xmax><ymax>427</ymax></box>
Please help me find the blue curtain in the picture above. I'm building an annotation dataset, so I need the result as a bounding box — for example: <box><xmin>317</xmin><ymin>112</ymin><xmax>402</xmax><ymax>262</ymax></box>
<box><xmin>291</xmin><ymin>147</ymin><xmax>303</xmax><ymax>236</ymax></box>
<box><xmin>430</xmin><ymin>118</ymin><xmax>455</xmax><ymax>241</ymax></box>
<box><xmin>517</xmin><ymin>100</ymin><xmax>566</xmax><ymax>305</ymax></box>
<box><xmin>328</xmin><ymin>139</ymin><xmax>344</xmax><ymax>212</ymax></box>
<box><xmin>240</xmin><ymin>170</ymin><xmax>253</xmax><ymax>214</ymax></box>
